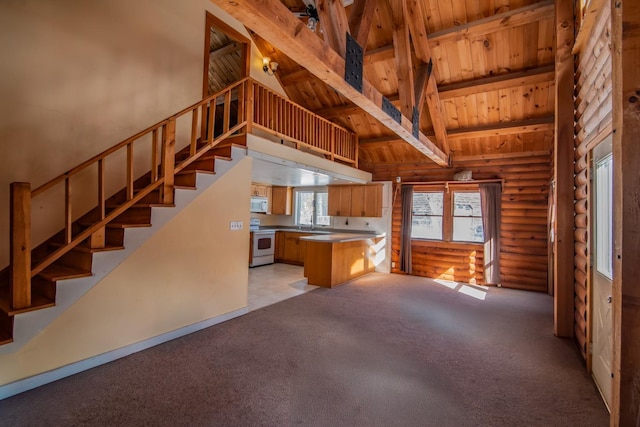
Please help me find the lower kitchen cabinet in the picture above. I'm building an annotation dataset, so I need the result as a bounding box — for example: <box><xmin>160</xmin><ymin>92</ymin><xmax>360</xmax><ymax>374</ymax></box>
<box><xmin>275</xmin><ymin>231</ymin><xmax>312</xmax><ymax>265</ymax></box>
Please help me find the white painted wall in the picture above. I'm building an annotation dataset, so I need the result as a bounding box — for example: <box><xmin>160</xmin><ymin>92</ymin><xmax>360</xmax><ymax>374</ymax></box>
<box><xmin>0</xmin><ymin>0</ymin><xmax>284</xmax><ymax>269</ymax></box>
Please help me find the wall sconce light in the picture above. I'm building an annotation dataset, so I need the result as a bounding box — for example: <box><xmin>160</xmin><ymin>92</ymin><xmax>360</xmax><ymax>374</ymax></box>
<box><xmin>263</xmin><ymin>57</ymin><xmax>279</xmax><ymax>75</ymax></box>
<box><xmin>306</xmin><ymin>5</ymin><xmax>319</xmax><ymax>32</ymax></box>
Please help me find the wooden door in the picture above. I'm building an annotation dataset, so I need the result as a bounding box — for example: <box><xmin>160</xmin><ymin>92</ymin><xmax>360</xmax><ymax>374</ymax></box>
<box><xmin>592</xmin><ymin>137</ymin><xmax>613</xmax><ymax>410</ymax></box>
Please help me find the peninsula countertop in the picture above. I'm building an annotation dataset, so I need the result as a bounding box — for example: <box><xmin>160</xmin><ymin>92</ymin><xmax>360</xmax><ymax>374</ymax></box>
<box><xmin>299</xmin><ymin>232</ymin><xmax>385</xmax><ymax>243</ymax></box>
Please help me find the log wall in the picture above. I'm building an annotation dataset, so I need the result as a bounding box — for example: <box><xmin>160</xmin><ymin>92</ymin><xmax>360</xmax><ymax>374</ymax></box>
<box><xmin>377</xmin><ymin>152</ymin><xmax>551</xmax><ymax>292</ymax></box>
<box><xmin>573</xmin><ymin>5</ymin><xmax>612</xmax><ymax>360</ymax></box>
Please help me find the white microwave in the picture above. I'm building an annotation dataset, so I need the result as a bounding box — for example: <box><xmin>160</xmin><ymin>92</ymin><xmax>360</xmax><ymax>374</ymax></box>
<box><xmin>250</xmin><ymin>196</ymin><xmax>268</xmax><ymax>213</ymax></box>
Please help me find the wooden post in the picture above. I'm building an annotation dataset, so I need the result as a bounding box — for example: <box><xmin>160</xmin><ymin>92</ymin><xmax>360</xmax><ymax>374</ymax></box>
<box><xmin>10</xmin><ymin>182</ymin><xmax>31</xmax><ymax>310</ymax></box>
<box><xmin>611</xmin><ymin>0</ymin><xmax>640</xmax><ymax>424</ymax></box>
<box><xmin>553</xmin><ymin>0</ymin><xmax>575</xmax><ymax>337</ymax></box>
<box><xmin>245</xmin><ymin>80</ymin><xmax>254</xmax><ymax>133</ymax></box>
<box><xmin>90</xmin><ymin>159</ymin><xmax>106</xmax><ymax>249</ymax></box>
<box><xmin>162</xmin><ymin>119</ymin><xmax>176</xmax><ymax>204</ymax></box>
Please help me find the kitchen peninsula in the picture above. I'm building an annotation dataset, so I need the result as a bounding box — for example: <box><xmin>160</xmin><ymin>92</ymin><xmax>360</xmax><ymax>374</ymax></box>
<box><xmin>301</xmin><ymin>233</ymin><xmax>385</xmax><ymax>288</ymax></box>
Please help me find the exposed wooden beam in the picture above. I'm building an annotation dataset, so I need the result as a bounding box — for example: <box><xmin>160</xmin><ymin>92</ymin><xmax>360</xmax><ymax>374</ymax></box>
<box><xmin>364</xmin><ymin>44</ymin><xmax>394</xmax><ymax>65</ymax></box>
<box><xmin>428</xmin><ymin>0</ymin><xmax>555</xmax><ymax>45</ymax></box>
<box><xmin>438</xmin><ymin>65</ymin><xmax>556</xmax><ymax>99</ymax></box>
<box><xmin>451</xmin><ymin>150</ymin><xmax>552</xmax><ymax>162</ymax></box>
<box><xmin>447</xmin><ymin>116</ymin><xmax>554</xmax><ymax>140</ymax></box>
<box><xmin>612</xmin><ymin>0</ymin><xmax>640</xmax><ymax>424</ymax></box>
<box><xmin>553</xmin><ymin>0</ymin><xmax>574</xmax><ymax>340</ymax></box>
<box><xmin>211</xmin><ymin>0</ymin><xmax>448</xmax><ymax>165</ymax></box>
<box><xmin>348</xmin><ymin>0</ymin><xmax>376</xmax><ymax>50</ymax></box>
<box><xmin>316</xmin><ymin>0</ymin><xmax>350</xmax><ymax>57</ymax></box>
<box><xmin>389</xmin><ymin>0</ymin><xmax>415</xmax><ymax>119</ymax></box>
<box><xmin>405</xmin><ymin>0</ymin><xmax>449</xmax><ymax>154</ymax></box>
<box><xmin>279</xmin><ymin>68</ymin><xmax>313</xmax><ymax>86</ymax></box>
<box><xmin>359</xmin><ymin>136</ymin><xmax>402</xmax><ymax>144</ymax></box>
<box><xmin>316</xmin><ymin>95</ymin><xmax>400</xmax><ymax>119</ymax></box>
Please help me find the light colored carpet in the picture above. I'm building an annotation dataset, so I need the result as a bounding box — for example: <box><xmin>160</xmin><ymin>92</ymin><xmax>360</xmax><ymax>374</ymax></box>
<box><xmin>0</xmin><ymin>273</ymin><xmax>608</xmax><ymax>426</ymax></box>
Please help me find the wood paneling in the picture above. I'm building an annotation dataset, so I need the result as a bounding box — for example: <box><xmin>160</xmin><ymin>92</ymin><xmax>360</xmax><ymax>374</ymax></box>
<box><xmin>573</xmin><ymin>4</ymin><xmax>612</xmax><ymax>362</ymax></box>
<box><xmin>374</xmin><ymin>151</ymin><xmax>550</xmax><ymax>291</ymax></box>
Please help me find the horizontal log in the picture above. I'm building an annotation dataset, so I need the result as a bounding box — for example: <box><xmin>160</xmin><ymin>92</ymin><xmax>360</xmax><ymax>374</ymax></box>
<box><xmin>575</xmin><ymin>228</ymin><xmax>588</xmax><ymax>244</ymax></box>
<box><xmin>500</xmin><ymin>281</ymin><xmax>547</xmax><ymax>292</ymax></box>
<box><xmin>502</xmin><ymin>209</ymin><xmax>548</xmax><ymax>218</ymax></box>
<box><xmin>575</xmin><ymin>309</ymin><xmax>587</xmax><ymax>334</ymax></box>
<box><xmin>500</xmin><ymin>259</ymin><xmax>549</xmax><ymax>271</ymax></box>
<box><xmin>575</xmin><ymin>268</ymin><xmax>587</xmax><ymax>286</ymax></box>
<box><xmin>575</xmin><ymin>254</ymin><xmax>588</xmax><ymax>274</ymax></box>
<box><xmin>575</xmin><ymin>294</ymin><xmax>586</xmax><ymax>316</ymax></box>
<box><xmin>575</xmin><ymin>280</ymin><xmax>587</xmax><ymax>302</ymax></box>
<box><xmin>502</xmin><ymin>193</ymin><xmax>550</xmax><ymax>202</ymax></box>
<box><xmin>502</xmin><ymin>202</ymin><xmax>549</xmax><ymax>210</ymax></box>
<box><xmin>501</xmin><ymin>237</ymin><xmax>548</xmax><ymax>248</ymax></box>
<box><xmin>500</xmin><ymin>223</ymin><xmax>549</xmax><ymax>233</ymax></box>
<box><xmin>501</xmin><ymin>230</ymin><xmax>548</xmax><ymax>240</ymax></box>
<box><xmin>501</xmin><ymin>267</ymin><xmax>548</xmax><ymax>280</ymax></box>
<box><xmin>575</xmin><ymin>242</ymin><xmax>588</xmax><ymax>257</ymax></box>
<box><xmin>500</xmin><ymin>273</ymin><xmax>547</xmax><ymax>287</ymax></box>
<box><xmin>575</xmin><ymin>184</ymin><xmax>588</xmax><ymax>200</ymax></box>
<box><xmin>574</xmin><ymin>155</ymin><xmax>588</xmax><ymax>173</ymax></box>
<box><xmin>501</xmin><ymin>244</ymin><xmax>549</xmax><ymax>255</ymax></box>
<box><xmin>501</xmin><ymin>252</ymin><xmax>549</xmax><ymax>265</ymax></box>
<box><xmin>575</xmin><ymin>198</ymin><xmax>588</xmax><ymax>214</ymax></box>
<box><xmin>502</xmin><ymin>186</ymin><xmax>550</xmax><ymax>195</ymax></box>
<box><xmin>411</xmin><ymin>256</ymin><xmax>481</xmax><ymax>267</ymax></box>
<box><xmin>575</xmin><ymin>168</ymin><xmax>589</xmax><ymax>186</ymax></box>
<box><xmin>575</xmin><ymin>213</ymin><xmax>588</xmax><ymax>228</ymax></box>
<box><xmin>502</xmin><ymin>216</ymin><xmax>548</xmax><ymax>225</ymax></box>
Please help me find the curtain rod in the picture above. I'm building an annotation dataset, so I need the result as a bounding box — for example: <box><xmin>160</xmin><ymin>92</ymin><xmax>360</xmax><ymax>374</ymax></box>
<box><xmin>399</xmin><ymin>178</ymin><xmax>504</xmax><ymax>186</ymax></box>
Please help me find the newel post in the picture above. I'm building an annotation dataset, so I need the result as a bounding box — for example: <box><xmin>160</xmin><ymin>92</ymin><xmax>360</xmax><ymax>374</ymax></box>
<box><xmin>10</xmin><ymin>182</ymin><xmax>31</xmax><ymax>310</ymax></box>
<box><xmin>162</xmin><ymin>119</ymin><xmax>176</xmax><ymax>204</ymax></box>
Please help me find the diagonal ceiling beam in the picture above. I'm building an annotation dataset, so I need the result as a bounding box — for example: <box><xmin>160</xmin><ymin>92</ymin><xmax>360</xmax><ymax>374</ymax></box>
<box><xmin>389</xmin><ymin>0</ymin><xmax>415</xmax><ymax>120</ymax></box>
<box><xmin>348</xmin><ymin>0</ymin><xmax>377</xmax><ymax>51</ymax></box>
<box><xmin>316</xmin><ymin>0</ymin><xmax>351</xmax><ymax>57</ymax></box>
<box><xmin>428</xmin><ymin>0</ymin><xmax>555</xmax><ymax>45</ymax></box>
<box><xmin>210</xmin><ymin>0</ymin><xmax>448</xmax><ymax>166</ymax></box>
<box><xmin>438</xmin><ymin>65</ymin><xmax>555</xmax><ymax>99</ymax></box>
<box><xmin>405</xmin><ymin>0</ymin><xmax>449</xmax><ymax>154</ymax></box>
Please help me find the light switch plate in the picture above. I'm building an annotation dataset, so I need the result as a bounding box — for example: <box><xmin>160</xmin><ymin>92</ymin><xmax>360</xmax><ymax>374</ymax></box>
<box><xmin>230</xmin><ymin>221</ymin><xmax>243</xmax><ymax>231</ymax></box>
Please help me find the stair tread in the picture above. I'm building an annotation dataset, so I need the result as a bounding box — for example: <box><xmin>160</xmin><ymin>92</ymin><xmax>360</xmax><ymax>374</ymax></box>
<box><xmin>105</xmin><ymin>223</ymin><xmax>152</xmax><ymax>229</ymax></box>
<box><xmin>38</xmin><ymin>264</ymin><xmax>93</xmax><ymax>281</ymax></box>
<box><xmin>106</xmin><ymin>202</ymin><xmax>174</xmax><ymax>209</ymax></box>
<box><xmin>177</xmin><ymin>169</ymin><xmax>216</xmax><ymax>175</ymax></box>
<box><xmin>0</xmin><ymin>286</ymin><xmax>56</xmax><ymax>316</ymax></box>
<box><xmin>49</xmin><ymin>242</ymin><xmax>125</xmax><ymax>253</ymax></box>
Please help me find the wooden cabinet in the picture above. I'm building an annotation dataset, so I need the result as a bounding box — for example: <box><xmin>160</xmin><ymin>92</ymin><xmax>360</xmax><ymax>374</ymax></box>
<box><xmin>276</xmin><ymin>231</ymin><xmax>312</xmax><ymax>265</ymax></box>
<box><xmin>271</xmin><ymin>186</ymin><xmax>292</xmax><ymax>215</ymax></box>
<box><xmin>250</xmin><ymin>183</ymin><xmax>269</xmax><ymax>197</ymax></box>
<box><xmin>328</xmin><ymin>186</ymin><xmax>352</xmax><ymax>216</ymax></box>
<box><xmin>328</xmin><ymin>184</ymin><xmax>382</xmax><ymax>217</ymax></box>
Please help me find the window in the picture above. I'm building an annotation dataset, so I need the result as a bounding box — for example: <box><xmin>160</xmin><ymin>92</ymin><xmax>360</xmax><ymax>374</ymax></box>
<box><xmin>411</xmin><ymin>187</ymin><xmax>484</xmax><ymax>243</ymax></box>
<box><xmin>411</xmin><ymin>192</ymin><xmax>443</xmax><ymax>239</ymax></box>
<box><xmin>452</xmin><ymin>192</ymin><xmax>484</xmax><ymax>243</ymax></box>
<box><xmin>295</xmin><ymin>189</ymin><xmax>330</xmax><ymax>227</ymax></box>
<box><xmin>595</xmin><ymin>154</ymin><xmax>613</xmax><ymax>280</ymax></box>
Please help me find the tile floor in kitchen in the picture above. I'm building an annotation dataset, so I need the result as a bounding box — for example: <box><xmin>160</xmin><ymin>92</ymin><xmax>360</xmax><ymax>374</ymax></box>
<box><xmin>248</xmin><ymin>263</ymin><xmax>318</xmax><ymax>311</ymax></box>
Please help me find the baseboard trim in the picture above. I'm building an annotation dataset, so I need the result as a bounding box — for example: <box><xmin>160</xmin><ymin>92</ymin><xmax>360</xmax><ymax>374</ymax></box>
<box><xmin>0</xmin><ymin>306</ymin><xmax>249</xmax><ymax>400</ymax></box>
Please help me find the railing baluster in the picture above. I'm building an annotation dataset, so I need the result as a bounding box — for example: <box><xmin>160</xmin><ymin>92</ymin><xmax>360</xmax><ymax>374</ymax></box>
<box><xmin>162</xmin><ymin>119</ymin><xmax>176</xmax><ymax>204</ymax></box>
<box><xmin>126</xmin><ymin>142</ymin><xmax>134</xmax><ymax>201</ymax></box>
<box><xmin>65</xmin><ymin>177</ymin><xmax>72</xmax><ymax>243</ymax></box>
<box><xmin>10</xmin><ymin>182</ymin><xmax>31</xmax><ymax>310</ymax></box>
<box><xmin>246</xmin><ymin>81</ymin><xmax>254</xmax><ymax>133</ymax></box>
<box><xmin>151</xmin><ymin>129</ymin><xmax>159</xmax><ymax>182</ymax></box>
<box><xmin>98</xmin><ymin>159</ymin><xmax>105</xmax><ymax>220</ymax></box>
<box><xmin>190</xmin><ymin>108</ymin><xmax>198</xmax><ymax>156</ymax></box>
<box><xmin>200</xmin><ymin>103</ymin><xmax>207</xmax><ymax>142</ymax></box>
<box><xmin>207</xmin><ymin>100</ymin><xmax>215</xmax><ymax>143</ymax></box>
<box><xmin>223</xmin><ymin>90</ymin><xmax>231</xmax><ymax>134</ymax></box>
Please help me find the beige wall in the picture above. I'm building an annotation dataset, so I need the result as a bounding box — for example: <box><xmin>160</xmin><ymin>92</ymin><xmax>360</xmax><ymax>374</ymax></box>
<box><xmin>0</xmin><ymin>0</ymin><xmax>282</xmax><ymax>268</ymax></box>
<box><xmin>0</xmin><ymin>156</ymin><xmax>252</xmax><ymax>386</ymax></box>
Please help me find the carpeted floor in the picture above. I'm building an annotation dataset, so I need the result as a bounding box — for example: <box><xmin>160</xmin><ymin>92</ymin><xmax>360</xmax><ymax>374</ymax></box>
<box><xmin>0</xmin><ymin>273</ymin><xmax>608</xmax><ymax>426</ymax></box>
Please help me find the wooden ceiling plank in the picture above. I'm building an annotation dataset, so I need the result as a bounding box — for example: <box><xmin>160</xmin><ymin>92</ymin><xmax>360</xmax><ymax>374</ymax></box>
<box><xmin>348</xmin><ymin>0</ymin><xmax>377</xmax><ymax>50</ymax></box>
<box><xmin>209</xmin><ymin>41</ymin><xmax>240</xmax><ymax>59</ymax></box>
<box><xmin>316</xmin><ymin>95</ymin><xmax>400</xmax><ymax>119</ymax></box>
<box><xmin>211</xmin><ymin>0</ymin><xmax>448</xmax><ymax>166</ymax></box>
<box><xmin>405</xmin><ymin>0</ymin><xmax>449</xmax><ymax>154</ymax></box>
<box><xmin>428</xmin><ymin>0</ymin><xmax>555</xmax><ymax>45</ymax></box>
<box><xmin>438</xmin><ymin>65</ymin><xmax>555</xmax><ymax>99</ymax></box>
<box><xmin>389</xmin><ymin>0</ymin><xmax>415</xmax><ymax>119</ymax></box>
<box><xmin>447</xmin><ymin>116</ymin><xmax>554</xmax><ymax>140</ymax></box>
<box><xmin>316</xmin><ymin>0</ymin><xmax>351</xmax><ymax>57</ymax></box>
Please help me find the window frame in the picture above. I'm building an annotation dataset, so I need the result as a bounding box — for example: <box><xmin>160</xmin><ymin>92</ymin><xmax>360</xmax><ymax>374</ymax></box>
<box><xmin>411</xmin><ymin>191</ymin><xmax>444</xmax><ymax>240</ymax></box>
<box><xmin>294</xmin><ymin>187</ymin><xmax>331</xmax><ymax>227</ymax></box>
<box><xmin>410</xmin><ymin>183</ymin><xmax>485</xmax><ymax>244</ymax></box>
<box><xmin>451</xmin><ymin>191</ymin><xmax>484</xmax><ymax>243</ymax></box>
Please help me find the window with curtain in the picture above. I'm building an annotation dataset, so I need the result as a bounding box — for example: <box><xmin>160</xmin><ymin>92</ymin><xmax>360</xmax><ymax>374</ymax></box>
<box><xmin>452</xmin><ymin>192</ymin><xmax>484</xmax><ymax>243</ymax></box>
<box><xmin>411</xmin><ymin>192</ymin><xmax>443</xmax><ymax>240</ymax></box>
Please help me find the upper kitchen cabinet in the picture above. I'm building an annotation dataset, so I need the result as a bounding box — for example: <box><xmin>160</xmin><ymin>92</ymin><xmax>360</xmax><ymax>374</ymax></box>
<box><xmin>328</xmin><ymin>184</ymin><xmax>382</xmax><ymax>217</ymax></box>
<box><xmin>328</xmin><ymin>186</ymin><xmax>352</xmax><ymax>217</ymax></box>
<box><xmin>251</xmin><ymin>184</ymin><xmax>269</xmax><ymax>197</ymax></box>
<box><xmin>271</xmin><ymin>186</ymin><xmax>292</xmax><ymax>215</ymax></box>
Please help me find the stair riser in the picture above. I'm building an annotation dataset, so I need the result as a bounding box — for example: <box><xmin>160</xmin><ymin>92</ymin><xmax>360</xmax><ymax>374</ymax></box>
<box><xmin>174</xmin><ymin>174</ymin><xmax>197</xmax><ymax>188</ymax></box>
<box><xmin>0</xmin><ymin>313</ymin><xmax>13</xmax><ymax>344</ymax></box>
<box><xmin>110</xmin><ymin>207</ymin><xmax>152</xmax><ymax>225</ymax></box>
<box><xmin>56</xmin><ymin>250</ymin><xmax>93</xmax><ymax>272</ymax></box>
<box><xmin>181</xmin><ymin>158</ymin><xmax>215</xmax><ymax>173</ymax></box>
<box><xmin>32</xmin><ymin>276</ymin><xmax>56</xmax><ymax>302</ymax></box>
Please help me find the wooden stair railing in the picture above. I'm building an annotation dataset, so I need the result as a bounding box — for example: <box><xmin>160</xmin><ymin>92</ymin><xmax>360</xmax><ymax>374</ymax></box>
<box><xmin>4</xmin><ymin>78</ymin><xmax>358</xmax><ymax>345</ymax></box>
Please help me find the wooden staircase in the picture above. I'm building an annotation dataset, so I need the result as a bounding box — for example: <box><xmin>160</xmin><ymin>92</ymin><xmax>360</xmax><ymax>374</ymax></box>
<box><xmin>1</xmin><ymin>77</ymin><xmax>359</xmax><ymax>347</ymax></box>
<box><xmin>0</xmin><ymin>139</ymin><xmax>239</xmax><ymax>345</ymax></box>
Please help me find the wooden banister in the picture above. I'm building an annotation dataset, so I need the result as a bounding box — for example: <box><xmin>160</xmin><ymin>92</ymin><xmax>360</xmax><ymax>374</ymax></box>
<box><xmin>8</xmin><ymin>77</ymin><xmax>359</xmax><ymax>314</ymax></box>
<box><xmin>10</xmin><ymin>182</ymin><xmax>31</xmax><ymax>310</ymax></box>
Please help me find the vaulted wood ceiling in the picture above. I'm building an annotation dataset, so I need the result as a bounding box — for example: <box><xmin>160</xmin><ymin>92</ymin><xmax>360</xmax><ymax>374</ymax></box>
<box><xmin>216</xmin><ymin>0</ymin><xmax>556</xmax><ymax>171</ymax></box>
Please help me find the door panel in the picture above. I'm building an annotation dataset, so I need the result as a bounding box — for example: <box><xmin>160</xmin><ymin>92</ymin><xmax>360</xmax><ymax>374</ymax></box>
<box><xmin>592</xmin><ymin>137</ymin><xmax>613</xmax><ymax>410</ymax></box>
